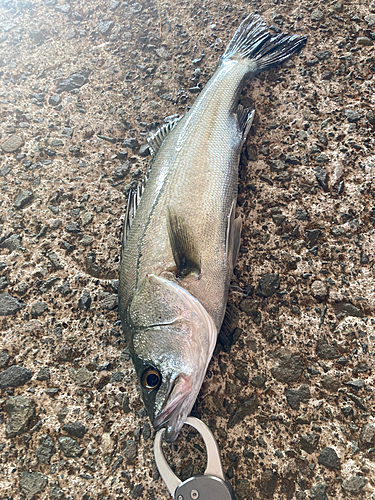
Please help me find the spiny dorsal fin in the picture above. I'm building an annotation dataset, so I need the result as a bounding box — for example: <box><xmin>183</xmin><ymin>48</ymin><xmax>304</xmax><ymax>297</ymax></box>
<box><xmin>147</xmin><ymin>116</ymin><xmax>183</xmax><ymax>156</ymax></box>
<box><xmin>122</xmin><ymin>176</ymin><xmax>147</xmax><ymax>254</ymax></box>
<box><xmin>166</xmin><ymin>206</ymin><xmax>201</xmax><ymax>279</ymax></box>
<box><xmin>226</xmin><ymin>199</ymin><xmax>242</xmax><ymax>269</ymax></box>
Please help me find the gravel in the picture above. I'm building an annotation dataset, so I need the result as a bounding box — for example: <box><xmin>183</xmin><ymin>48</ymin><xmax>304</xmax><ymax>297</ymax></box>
<box><xmin>5</xmin><ymin>395</ymin><xmax>36</xmax><ymax>437</ymax></box>
<box><xmin>0</xmin><ymin>293</ymin><xmax>24</xmax><ymax>315</ymax></box>
<box><xmin>0</xmin><ymin>365</ymin><xmax>32</xmax><ymax>388</ymax></box>
<box><xmin>318</xmin><ymin>446</ymin><xmax>341</xmax><ymax>470</ymax></box>
<box><xmin>58</xmin><ymin>436</ymin><xmax>84</xmax><ymax>458</ymax></box>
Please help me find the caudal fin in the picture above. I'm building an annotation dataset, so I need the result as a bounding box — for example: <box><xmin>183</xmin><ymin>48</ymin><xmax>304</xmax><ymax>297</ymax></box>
<box><xmin>223</xmin><ymin>13</ymin><xmax>306</xmax><ymax>72</ymax></box>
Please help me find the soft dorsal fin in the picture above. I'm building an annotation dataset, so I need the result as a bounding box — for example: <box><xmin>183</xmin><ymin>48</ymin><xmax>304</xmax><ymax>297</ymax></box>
<box><xmin>122</xmin><ymin>176</ymin><xmax>147</xmax><ymax>254</ymax></box>
<box><xmin>166</xmin><ymin>206</ymin><xmax>201</xmax><ymax>279</ymax></box>
<box><xmin>226</xmin><ymin>199</ymin><xmax>242</xmax><ymax>269</ymax></box>
<box><xmin>147</xmin><ymin>116</ymin><xmax>183</xmax><ymax>156</ymax></box>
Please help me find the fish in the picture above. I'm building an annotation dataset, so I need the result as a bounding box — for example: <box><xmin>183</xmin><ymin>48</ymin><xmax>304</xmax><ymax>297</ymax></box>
<box><xmin>118</xmin><ymin>13</ymin><xmax>306</xmax><ymax>442</ymax></box>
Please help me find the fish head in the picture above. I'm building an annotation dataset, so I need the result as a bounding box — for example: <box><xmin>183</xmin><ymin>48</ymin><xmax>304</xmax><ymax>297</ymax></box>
<box><xmin>128</xmin><ymin>274</ymin><xmax>216</xmax><ymax>442</ymax></box>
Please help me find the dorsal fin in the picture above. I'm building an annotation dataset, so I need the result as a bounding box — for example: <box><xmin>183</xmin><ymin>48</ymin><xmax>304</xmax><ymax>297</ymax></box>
<box><xmin>166</xmin><ymin>206</ymin><xmax>201</xmax><ymax>279</ymax></box>
<box><xmin>147</xmin><ymin>116</ymin><xmax>183</xmax><ymax>156</ymax></box>
<box><xmin>122</xmin><ymin>176</ymin><xmax>147</xmax><ymax>254</ymax></box>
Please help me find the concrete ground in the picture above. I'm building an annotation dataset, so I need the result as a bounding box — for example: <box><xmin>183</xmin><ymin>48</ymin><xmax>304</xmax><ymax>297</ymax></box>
<box><xmin>0</xmin><ymin>0</ymin><xmax>374</xmax><ymax>499</ymax></box>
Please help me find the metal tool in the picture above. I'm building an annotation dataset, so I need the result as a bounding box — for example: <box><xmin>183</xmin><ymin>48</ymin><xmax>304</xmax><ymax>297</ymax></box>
<box><xmin>154</xmin><ymin>417</ymin><xmax>236</xmax><ymax>500</ymax></box>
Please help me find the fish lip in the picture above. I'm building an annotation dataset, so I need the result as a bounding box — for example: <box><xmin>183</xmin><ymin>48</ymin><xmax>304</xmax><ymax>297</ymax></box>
<box><xmin>153</xmin><ymin>374</ymin><xmax>192</xmax><ymax>431</ymax></box>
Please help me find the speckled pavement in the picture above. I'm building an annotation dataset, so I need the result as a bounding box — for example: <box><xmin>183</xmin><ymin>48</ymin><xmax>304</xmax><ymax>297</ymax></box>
<box><xmin>0</xmin><ymin>0</ymin><xmax>374</xmax><ymax>499</ymax></box>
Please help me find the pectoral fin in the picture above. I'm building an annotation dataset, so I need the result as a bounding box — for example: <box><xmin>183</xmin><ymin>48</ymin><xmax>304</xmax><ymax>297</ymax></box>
<box><xmin>226</xmin><ymin>200</ymin><xmax>242</xmax><ymax>269</ymax></box>
<box><xmin>166</xmin><ymin>206</ymin><xmax>201</xmax><ymax>279</ymax></box>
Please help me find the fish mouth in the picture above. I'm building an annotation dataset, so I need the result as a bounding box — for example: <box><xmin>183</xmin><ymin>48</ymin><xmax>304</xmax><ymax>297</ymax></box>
<box><xmin>153</xmin><ymin>373</ymin><xmax>193</xmax><ymax>441</ymax></box>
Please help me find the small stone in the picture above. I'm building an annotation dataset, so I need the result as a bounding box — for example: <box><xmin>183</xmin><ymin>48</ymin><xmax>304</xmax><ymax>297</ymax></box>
<box><xmin>31</xmin><ymin>300</ymin><xmax>48</xmax><ymax>317</ymax></box>
<box><xmin>285</xmin><ymin>384</ymin><xmax>311</xmax><ymax>410</ymax></box>
<box><xmin>61</xmin><ymin>127</ymin><xmax>73</xmax><ymax>139</ymax></box>
<box><xmin>97</xmin><ymin>20</ymin><xmax>114</xmax><ymax>35</ymax></box>
<box><xmin>131</xmin><ymin>484</ymin><xmax>144</xmax><ymax>498</ymax></box>
<box><xmin>57</xmin><ymin>406</ymin><xmax>69</xmax><ymax>423</ymax></box>
<box><xmin>55</xmin><ymin>344</ymin><xmax>73</xmax><ymax>362</ymax></box>
<box><xmin>271</xmin><ymin>352</ymin><xmax>304</xmax><ymax>384</ymax></box>
<box><xmin>0</xmin><ymin>350</ymin><xmax>10</xmax><ymax>369</ymax></box>
<box><xmin>122</xmin><ymin>138</ymin><xmax>139</xmax><ymax>149</ymax></box>
<box><xmin>49</xmin><ymin>486</ymin><xmax>64</xmax><ymax>499</ymax></box>
<box><xmin>35</xmin><ymin>434</ymin><xmax>56</xmax><ymax>464</ymax></box>
<box><xmin>356</xmin><ymin>37</ymin><xmax>373</xmax><ymax>46</ymax></box>
<box><xmin>311</xmin><ymin>9</ymin><xmax>324</xmax><ymax>22</ymax></box>
<box><xmin>250</xmin><ymin>375</ymin><xmax>266</xmax><ymax>388</ymax></box>
<box><xmin>98</xmin><ymin>291</ymin><xmax>118</xmax><ymax>310</ymax></box>
<box><xmin>113</xmin><ymin>162</ymin><xmax>131</xmax><ymax>179</ymax></box>
<box><xmin>5</xmin><ymin>395</ymin><xmax>36</xmax><ymax>437</ymax></box>
<box><xmin>295</xmin><ymin>209</ymin><xmax>308</xmax><ymax>221</ymax></box>
<box><xmin>78</xmin><ymin>291</ymin><xmax>91</xmax><ymax>310</ymax></box>
<box><xmin>239</xmin><ymin>298</ymin><xmax>260</xmax><ymax>317</ymax></box>
<box><xmin>344</xmin><ymin>109</ymin><xmax>360</xmax><ymax>123</ymax></box>
<box><xmin>48</xmin><ymin>94</ymin><xmax>61</xmax><ymax>106</ymax></box>
<box><xmin>0</xmin><ymin>293</ymin><xmax>24</xmax><ymax>316</ymax></box>
<box><xmin>139</xmin><ymin>144</ymin><xmax>150</xmax><ymax>157</ymax></box>
<box><xmin>124</xmin><ymin>439</ymin><xmax>138</xmax><ymax>461</ymax></box>
<box><xmin>316</xmin><ymin>337</ymin><xmax>339</xmax><ymax>360</ymax></box>
<box><xmin>0</xmin><ymin>234</ymin><xmax>23</xmax><ymax>252</ymax></box>
<box><xmin>81</xmin><ymin>211</ymin><xmax>94</xmax><ymax>226</ymax></box>
<box><xmin>300</xmin><ymin>433</ymin><xmax>320</xmax><ymax>454</ymax></box>
<box><xmin>318</xmin><ymin>446</ymin><xmax>340</xmax><ymax>470</ymax></box>
<box><xmin>101</xmin><ymin>432</ymin><xmax>114</xmax><ymax>455</ymax></box>
<box><xmin>347</xmin><ymin>393</ymin><xmax>367</xmax><ymax>411</ymax></box>
<box><xmin>367</xmin><ymin>109</ymin><xmax>375</xmax><ymax>125</ymax></box>
<box><xmin>47</xmin><ymin>251</ymin><xmax>63</xmax><ymax>270</ymax></box>
<box><xmin>110</xmin><ymin>0</ymin><xmax>120</xmax><ymax>10</ymax></box>
<box><xmin>79</xmin><ymin>235</ymin><xmax>93</xmax><ymax>247</ymax></box>
<box><xmin>0</xmin><ymin>365</ymin><xmax>32</xmax><ymax>388</ymax></box>
<box><xmin>1</xmin><ymin>135</ymin><xmax>24</xmax><ymax>153</ymax></box>
<box><xmin>57</xmin><ymin>70</ymin><xmax>89</xmax><ymax>92</ymax></box>
<box><xmin>36</xmin><ymin>367</ymin><xmax>50</xmax><ymax>381</ymax></box>
<box><xmin>14</xmin><ymin>190</ymin><xmax>33</xmax><ymax>209</ymax></box>
<box><xmin>155</xmin><ymin>47</ymin><xmax>172</xmax><ymax>60</ymax></box>
<box><xmin>58</xmin><ymin>436</ymin><xmax>84</xmax><ymax>457</ymax></box>
<box><xmin>228</xmin><ymin>394</ymin><xmax>259</xmax><ymax>428</ymax></box>
<box><xmin>314</xmin><ymin>166</ymin><xmax>329</xmax><ymax>191</ymax></box>
<box><xmin>110</xmin><ymin>371</ymin><xmax>125</xmax><ymax>383</ymax></box>
<box><xmin>309</xmin><ymin>483</ymin><xmax>328</xmax><ymax>500</ymax></box>
<box><xmin>62</xmin><ymin>421</ymin><xmax>87</xmax><ymax>439</ymax></box>
<box><xmin>65</xmin><ymin>222</ymin><xmax>81</xmax><ymax>234</ymax></box>
<box><xmin>361</xmin><ymin>423</ymin><xmax>375</xmax><ymax>446</ymax></box>
<box><xmin>142</xmin><ymin>422</ymin><xmax>151</xmax><ymax>441</ymax></box>
<box><xmin>321</xmin><ymin>375</ymin><xmax>340</xmax><ymax>393</ymax></box>
<box><xmin>321</xmin><ymin>70</ymin><xmax>333</xmax><ymax>80</ymax></box>
<box><xmin>364</xmin><ymin>14</ymin><xmax>375</xmax><ymax>26</ymax></box>
<box><xmin>344</xmin><ymin>379</ymin><xmax>364</xmax><ymax>390</ymax></box>
<box><xmin>311</xmin><ymin>281</ymin><xmax>327</xmax><ymax>300</ymax></box>
<box><xmin>257</xmin><ymin>273</ymin><xmax>280</xmax><ymax>297</ymax></box>
<box><xmin>69</xmin><ymin>367</ymin><xmax>95</xmax><ymax>387</ymax></box>
<box><xmin>19</xmin><ymin>471</ymin><xmax>48</xmax><ymax>500</ymax></box>
<box><xmin>342</xmin><ymin>475</ymin><xmax>367</xmax><ymax>493</ymax></box>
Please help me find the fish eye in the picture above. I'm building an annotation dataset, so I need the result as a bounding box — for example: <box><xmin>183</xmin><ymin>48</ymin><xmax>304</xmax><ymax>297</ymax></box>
<box><xmin>141</xmin><ymin>367</ymin><xmax>161</xmax><ymax>390</ymax></box>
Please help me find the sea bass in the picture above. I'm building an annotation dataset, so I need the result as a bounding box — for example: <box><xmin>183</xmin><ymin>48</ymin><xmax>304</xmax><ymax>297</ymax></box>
<box><xmin>119</xmin><ymin>13</ymin><xmax>306</xmax><ymax>441</ymax></box>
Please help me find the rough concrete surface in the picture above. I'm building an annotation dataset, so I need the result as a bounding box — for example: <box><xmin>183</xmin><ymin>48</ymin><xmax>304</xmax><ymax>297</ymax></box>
<box><xmin>0</xmin><ymin>0</ymin><xmax>374</xmax><ymax>499</ymax></box>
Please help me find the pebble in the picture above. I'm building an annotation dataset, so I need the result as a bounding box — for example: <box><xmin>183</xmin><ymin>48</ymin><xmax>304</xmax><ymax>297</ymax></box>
<box><xmin>311</xmin><ymin>280</ymin><xmax>327</xmax><ymax>300</ymax></box>
<box><xmin>314</xmin><ymin>166</ymin><xmax>329</xmax><ymax>191</ymax></box>
<box><xmin>365</xmin><ymin>14</ymin><xmax>375</xmax><ymax>26</ymax></box>
<box><xmin>30</xmin><ymin>300</ymin><xmax>48</xmax><ymax>317</ymax></box>
<box><xmin>270</xmin><ymin>352</ymin><xmax>304</xmax><ymax>384</ymax></box>
<box><xmin>300</xmin><ymin>433</ymin><xmax>320</xmax><ymax>454</ymax></box>
<box><xmin>309</xmin><ymin>483</ymin><xmax>328</xmax><ymax>500</ymax></box>
<box><xmin>14</xmin><ymin>189</ymin><xmax>33</xmax><ymax>209</ymax></box>
<box><xmin>113</xmin><ymin>162</ymin><xmax>131</xmax><ymax>179</ymax></box>
<box><xmin>321</xmin><ymin>374</ymin><xmax>340</xmax><ymax>393</ymax></box>
<box><xmin>228</xmin><ymin>393</ymin><xmax>259</xmax><ymax>428</ymax></box>
<box><xmin>361</xmin><ymin>423</ymin><xmax>375</xmax><ymax>445</ymax></box>
<box><xmin>295</xmin><ymin>209</ymin><xmax>308</xmax><ymax>221</ymax></box>
<box><xmin>65</xmin><ymin>222</ymin><xmax>81</xmax><ymax>234</ymax></box>
<box><xmin>124</xmin><ymin>439</ymin><xmax>138</xmax><ymax>461</ymax></box>
<box><xmin>318</xmin><ymin>446</ymin><xmax>341</xmax><ymax>470</ymax></box>
<box><xmin>356</xmin><ymin>37</ymin><xmax>373</xmax><ymax>47</ymax></box>
<box><xmin>305</xmin><ymin>229</ymin><xmax>321</xmax><ymax>245</ymax></box>
<box><xmin>58</xmin><ymin>436</ymin><xmax>84</xmax><ymax>457</ymax></box>
<box><xmin>36</xmin><ymin>367</ymin><xmax>50</xmax><ymax>381</ymax></box>
<box><xmin>5</xmin><ymin>395</ymin><xmax>36</xmax><ymax>437</ymax></box>
<box><xmin>57</xmin><ymin>70</ymin><xmax>89</xmax><ymax>93</ymax></box>
<box><xmin>155</xmin><ymin>47</ymin><xmax>172</xmax><ymax>60</ymax></box>
<box><xmin>81</xmin><ymin>211</ymin><xmax>94</xmax><ymax>227</ymax></box>
<box><xmin>110</xmin><ymin>371</ymin><xmax>125</xmax><ymax>383</ymax></box>
<box><xmin>98</xmin><ymin>291</ymin><xmax>118</xmax><ymax>310</ymax></box>
<box><xmin>342</xmin><ymin>475</ymin><xmax>367</xmax><ymax>493</ymax></box>
<box><xmin>0</xmin><ymin>234</ymin><xmax>23</xmax><ymax>252</ymax></box>
<box><xmin>19</xmin><ymin>471</ymin><xmax>48</xmax><ymax>500</ymax></box>
<box><xmin>0</xmin><ymin>350</ymin><xmax>10</xmax><ymax>369</ymax></box>
<box><xmin>344</xmin><ymin>109</ymin><xmax>360</xmax><ymax>123</ymax></box>
<box><xmin>35</xmin><ymin>434</ymin><xmax>56</xmax><ymax>464</ymax></box>
<box><xmin>79</xmin><ymin>235</ymin><xmax>93</xmax><ymax>247</ymax></box>
<box><xmin>311</xmin><ymin>9</ymin><xmax>324</xmax><ymax>22</ymax></box>
<box><xmin>110</xmin><ymin>0</ymin><xmax>120</xmax><ymax>10</ymax></box>
<box><xmin>250</xmin><ymin>375</ymin><xmax>266</xmax><ymax>388</ymax></box>
<box><xmin>0</xmin><ymin>365</ymin><xmax>32</xmax><ymax>388</ymax></box>
<box><xmin>62</xmin><ymin>421</ymin><xmax>87</xmax><ymax>439</ymax></box>
<box><xmin>78</xmin><ymin>291</ymin><xmax>91</xmax><ymax>310</ymax></box>
<box><xmin>285</xmin><ymin>384</ymin><xmax>310</xmax><ymax>410</ymax></box>
<box><xmin>97</xmin><ymin>20</ymin><xmax>114</xmax><ymax>36</ymax></box>
<box><xmin>257</xmin><ymin>273</ymin><xmax>280</xmax><ymax>297</ymax></box>
<box><xmin>61</xmin><ymin>127</ymin><xmax>73</xmax><ymax>139</ymax></box>
<box><xmin>316</xmin><ymin>337</ymin><xmax>339</xmax><ymax>360</ymax></box>
<box><xmin>68</xmin><ymin>367</ymin><xmax>95</xmax><ymax>387</ymax></box>
<box><xmin>47</xmin><ymin>251</ymin><xmax>63</xmax><ymax>270</ymax></box>
<box><xmin>1</xmin><ymin>134</ymin><xmax>24</xmax><ymax>153</ymax></box>
<box><xmin>367</xmin><ymin>109</ymin><xmax>375</xmax><ymax>125</ymax></box>
<box><xmin>0</xmin><ymin>293</ymin><xmax>24</xmax><ymax>316</ymax></box>
<box><xmin>48</xmin><ymin>94</ymin><xmax>61</xmax><ymax>106</ymax></box>
<box><xmin>122</xmin><ymin>138</ymin><xmax>139</xmax><ymax>149</ymax></box>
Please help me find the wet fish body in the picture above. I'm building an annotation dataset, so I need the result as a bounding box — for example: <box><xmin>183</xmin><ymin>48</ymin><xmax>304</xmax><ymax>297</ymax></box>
<box><xmin>119</xmin><ymin>14</ymin><xmax>306</xmax><ymax>441</ymax></box>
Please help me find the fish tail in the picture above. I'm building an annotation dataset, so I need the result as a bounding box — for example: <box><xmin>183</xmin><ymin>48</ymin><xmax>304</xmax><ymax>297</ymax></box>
<box><xmin>223</xmin><ymin>13</ymin><xmax>306</xmax><ymax>72</ymax></box>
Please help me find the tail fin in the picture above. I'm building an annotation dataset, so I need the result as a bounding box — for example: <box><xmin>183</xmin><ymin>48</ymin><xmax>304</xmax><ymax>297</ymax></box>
<box><xmin>223</xmin><ymin>13</ymin><xmax>306</xmax><ymax>72</ymax></box>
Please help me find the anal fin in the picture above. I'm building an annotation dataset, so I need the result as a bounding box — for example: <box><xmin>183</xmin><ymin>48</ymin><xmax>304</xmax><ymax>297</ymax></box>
<box><xmin>237</xmin><ymin>104</ymin><xmax>255</xmax><ymax>146</ymax></box>
<box><xmin>226</xmin><ymin>199</ymin><xmax>242</xmax><ymax>269</ymax></box>
<box><xmin>166</xmin><ymin>206</ymin><xmax>201</xmax><ymax>279</ymax></box>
